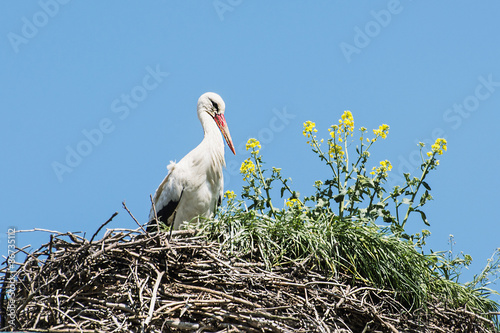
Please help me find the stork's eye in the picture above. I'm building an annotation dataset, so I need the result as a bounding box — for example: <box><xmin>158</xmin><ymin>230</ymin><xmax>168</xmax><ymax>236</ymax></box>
<box><xmin>211</xmin><ymin>100</ymin><xmax>219</xmax><ymax>112</ymax></box>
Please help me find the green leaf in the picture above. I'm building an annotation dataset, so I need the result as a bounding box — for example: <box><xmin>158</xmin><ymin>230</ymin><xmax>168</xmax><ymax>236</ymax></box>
<box><xmin>422</xmin><ymin>181</ymin><xmax>431</xmax><ymax>191</ymax></box>
<box><xmin>415</xmin><ymin>209</ymin><xmax>430</xmax><ymax>226</ymax></box>
<box><xmin>357</xmin><ymin>175</ymin><xmax>375</xmax><ymax>188</ymax></box>
<box><xmin>333</xmin><ymin>194</ymin><xmax>344</xmax><ymax>203</ymax></box>
<box><xmin>420</xmin><ymin>190</ymin><xmax>429</xmax><ymax>205</ymax></box>
<box><xmin>382</xmin><ymin>212</ymin><xmax>394</xmax><ymax>223</ymax></box>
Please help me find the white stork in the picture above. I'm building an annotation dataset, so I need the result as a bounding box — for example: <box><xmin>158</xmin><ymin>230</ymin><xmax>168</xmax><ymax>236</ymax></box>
<box><xmin>147</xmin><ymin>92</ymin><xmax>236</xmax><ymax>232</ymax></box>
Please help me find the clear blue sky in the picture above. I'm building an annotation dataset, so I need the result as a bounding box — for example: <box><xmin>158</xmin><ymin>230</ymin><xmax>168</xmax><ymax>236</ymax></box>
<box><xmin>1</xmin><ymin>1</ymin><xmax>499</xmax><ymax>298</ymax></box>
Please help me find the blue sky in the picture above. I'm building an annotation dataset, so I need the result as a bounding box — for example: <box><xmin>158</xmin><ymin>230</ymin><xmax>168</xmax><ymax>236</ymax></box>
<box><xmin>1</xmin><ymin>1</ymin><xmax>499</xmax><ymax>299</ymax></box>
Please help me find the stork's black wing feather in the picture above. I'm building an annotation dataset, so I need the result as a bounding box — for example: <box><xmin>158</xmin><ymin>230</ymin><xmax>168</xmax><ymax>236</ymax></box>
<box><xmin>147</xmin><ymin>189</ymin><xmax>184</xmax><ymax>232</ymax></box>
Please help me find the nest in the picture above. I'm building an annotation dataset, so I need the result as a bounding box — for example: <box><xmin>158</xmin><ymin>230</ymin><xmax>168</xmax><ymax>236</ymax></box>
<box><xmin>1</xmin><ymin>216</ymin><xmax>497</xmax><ymax>332</ymax></box>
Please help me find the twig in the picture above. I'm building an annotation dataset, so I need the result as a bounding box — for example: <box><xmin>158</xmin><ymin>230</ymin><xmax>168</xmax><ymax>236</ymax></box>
<box><xmin>144</xmin><ymin>271</ymin><xmax>164</xmax><ymax>326</ymax></box>
<box><xmin>89</xmin><ymin>212</ymin><xmax>118</xmax><ymax>243</ymax></box>
<box><xmin>13</xmin><ymin>228</ymin><xmax>71</xmax><ymax>234</ymax></box>
<box><xmin>122</xmin><ymin>201</ymin><xmax>146</xmax><ymax>233</ymax></box>
<box><xmin>149</xmin><ymin>194</ymin><xmax>159</xmax><ymax>233</ymax></box>
<box><xmin>175</xmin><ymin>283</ymin><xmax>260</xmax><ymax>308</ymax></box>
<box><xmin>163</xmin><ymin>319</ymin><xmax>200</xmax><ymax>330</ymax></box>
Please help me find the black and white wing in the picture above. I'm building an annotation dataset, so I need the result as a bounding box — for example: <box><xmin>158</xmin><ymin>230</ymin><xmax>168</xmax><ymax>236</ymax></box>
<box><xmin>147</xmin><ymin>162</ymin><xmax>184</xmax><ymax>232</ymax></box>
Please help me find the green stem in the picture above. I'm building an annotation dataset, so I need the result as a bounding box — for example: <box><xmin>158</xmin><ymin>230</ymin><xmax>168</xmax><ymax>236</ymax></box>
<box><xmin>340</xmin><ymin>133</ymin><xmax>350</xmax><ymax>216</ymax></box>
<box><xmin>400</xmin><ymin>154</ymin><xmax>434</xmax><ymax>229</ymax></box>
<box><xmin>345</xmin><ymin>136</ymin><xmax>372</xmax><ymax>215</ymax></box>
<box><xmin>278</xmin><ymin>176</ymin><xmax>304</xmax><ymax>206</ymax></box>
<box><xmin>394</xmin><ymin>201</ymin><xmax>401</xmax><ymax>224</ymax></box>
<box><xmin>347</xmin><ymin>179</ymin><xmax>360</xmax><ymax>215</ymax></box>
<box><xmin>313</xmin><ymin>137</ymin><xmax>337</xmax><ymax>178</ymax></box>
<box><xmin>366</xmin><ymin>179</ymin><xmax>379</xmax><ymax>217</ymax></box>
<box><xmin>346</xmin><ymin>138</ymin><xmax>375</xmax><ymax>180</ymax></box>
<box><xmin>254</xmin><ymin>154</ymin><xmax>276</xmax><ymax>218</ymax></box>
<box><xmin>382</xmin><ymin>184</ymin><xmax>409</xmax><ymax>203</ymax></box>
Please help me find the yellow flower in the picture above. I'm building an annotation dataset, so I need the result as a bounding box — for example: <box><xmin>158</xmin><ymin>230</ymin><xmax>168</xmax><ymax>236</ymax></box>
<box><xmin>328</xmin><ymin>143</ymin><xmax>344</xmax><ymax>159</ymax></box>
<box><xmin>380</xmin><ymin>160</ymin><xmax>392</xmax><ymax>171</ymax></box>
<box><xmin>373</xmin><ymin>124</ymin><xmax>390</xmax><ymax>139</ymax></box>
<box><xmin>431</xmin><ymin>138</ymin><xmax>447</xmax><ymax>155</ymax></box>
<box><xmin>371</xmin><ymin>160</ymin><xmax>392</xmax><ymax>176</ymax></box>
<box><xmin>240</xmin><ymin>158</ymin><xmax>255</xmax><ymax>181</ymax></box>
<box><xmin>245</xmin><ymin>138</ymin><xmax>261</xmax><ymax>153</ymax></box>
<box><xmin>338</xmin><ymin>110</ymin><xmax>354</xmax><ymax>135</ymax></box>
<box><xmin>224</xmin><ymin>190</ymin><xmax>236</xmax><ymax>200</ymax></box>
<box><xmin>285</xmin><ymin>198</ymin><xmax>301</xmax><ymax>209</ymax></box>
<box><xmin>303</xmin><ymin>121</ymin><xmax>316</xmax><ymax>138</ymax></box>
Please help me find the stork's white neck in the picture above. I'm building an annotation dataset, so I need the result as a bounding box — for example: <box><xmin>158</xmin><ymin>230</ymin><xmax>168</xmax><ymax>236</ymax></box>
<box><xmin>198</xmin><ymin>111</ymin><xmax>225</xmax><ymax>166</ymax></box>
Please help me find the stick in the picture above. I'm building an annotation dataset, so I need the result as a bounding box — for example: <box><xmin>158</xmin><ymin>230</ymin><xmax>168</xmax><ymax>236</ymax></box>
<box><xmin>149</xmin><ymin>194</ymin><xmax>160</xmax><ymax>233</ymax></box>
<box><xmin>144</xmin><ymin>271</ymin><xmax>164</xmax><ymax>326</ymax></box>
<box><xmin>89</xmin><ymin>212</ymin><xmax>118</xmax><ymax>243</ymax></box>
<box><xmin>122</xmin><ymin>201</ymin><xmax>146</xmax><ymax>233</ymax></box>
<box><xmin>176</xmin><ymin>283</ymin><xmax>259</xmax><ymax>308</ymax></box>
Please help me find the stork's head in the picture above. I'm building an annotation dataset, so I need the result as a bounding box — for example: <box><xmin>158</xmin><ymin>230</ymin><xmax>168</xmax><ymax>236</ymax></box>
<box><xmin>198</xmin><ymin>92</ymin><xmax>236</xmax><ymax>155</ymax></box>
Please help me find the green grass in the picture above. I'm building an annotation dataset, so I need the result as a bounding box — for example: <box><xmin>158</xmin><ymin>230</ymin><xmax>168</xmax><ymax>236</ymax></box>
<box><xmin>190</xmin><ymin>204</ymin><xmax>499</xmax><ymax>325</ymax></box>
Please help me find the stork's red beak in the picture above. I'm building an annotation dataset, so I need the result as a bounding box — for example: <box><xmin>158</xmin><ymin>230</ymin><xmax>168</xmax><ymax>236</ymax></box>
<box><xmin>213</xmin><ymin>113</ymin><xmax>236</xmax><ymax>155</ymax></box>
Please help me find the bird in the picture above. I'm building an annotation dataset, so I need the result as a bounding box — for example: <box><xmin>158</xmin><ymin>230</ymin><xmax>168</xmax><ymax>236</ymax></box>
<box><xmin>147</xmin><ymin>92</ymin><xmax>236</xmax><ymax>232</ymax></box>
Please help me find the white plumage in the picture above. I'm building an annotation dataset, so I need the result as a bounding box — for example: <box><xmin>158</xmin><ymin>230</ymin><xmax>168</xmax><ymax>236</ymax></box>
<box><xmin>147</xmin><ymin>92</ymin><xmax>235</xmax><ymax>232</ymax></box>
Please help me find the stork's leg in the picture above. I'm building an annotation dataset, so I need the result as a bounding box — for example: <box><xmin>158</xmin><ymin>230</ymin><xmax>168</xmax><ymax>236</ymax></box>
<box><xmin>168</xmin><ymin>209</ymin><xmax>177</xmax><ymax>240</ymax></box>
